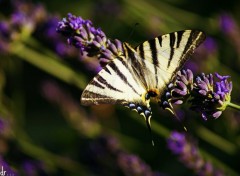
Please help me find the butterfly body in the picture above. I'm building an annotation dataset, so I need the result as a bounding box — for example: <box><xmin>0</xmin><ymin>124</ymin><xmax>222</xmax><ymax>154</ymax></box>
<box><xmin>81</xmin><ymin>30</ymin><xmax>206</xmax><ymax>130</ymax></box>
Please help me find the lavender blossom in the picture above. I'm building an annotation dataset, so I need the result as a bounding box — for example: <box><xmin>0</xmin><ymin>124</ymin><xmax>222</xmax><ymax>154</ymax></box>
<box><xmin>219</xmin><ymin>13</ymin><xmax>236</xmax><ymax>34</ymax></box>
<box><xmin>167</xmin><ymin>131</ymin><xmax>224</xmax><ymax>176</ymax></box>
<box><xmin>219</xmin><ymin>13</ymin><xmax>240</xmax><ymax>56</ymax></box>
<box><xmin>56</xmin><ymin>13</ymin><xmax>124</xmax><ymax>67</ymax></box>
<box><xmin>0</xmin><ymin>21</ymin><xmax>11</xmax><ymax>53</ymax></box>
<box><xmin>117</xmin><ymin>153</ymin><xmax>161</xmax><ymax>176</ymax></box>
<box><xmin>36</xmin><ymin>16</ymin><xmax>79</xmax><ymax>57</ymax></box>
<box><xmin>191</xmin><ymin>72</ymin><xmax>232</xmax><ymax>120</ymax></box>
<box><xmin>0</xmin><ymin>1</ymin><xmax>47</xmax><ymax>53</ymax></box>
<box><xmin>22</xmin><ymin>160</ymin><xmax>46</xmax><ymax>176</ymax></box>
<box><xmin>161</xmin><ymin>70</ymin><xmax>233</xmax><ymax>120</ymax></box>
<box><xmin>160</xmin><ymin>69</ymin><xmax>193</xmax><ymax>111</ymax></box>
<box><xmin>88</xmin><ymin>135</ymin><xmax>162</xmax><ymax>176</ymax></box>
<box><xmin>0</xmin><ymin>156</ymin><xmax>18</xmax><ymax>176</ymax></box>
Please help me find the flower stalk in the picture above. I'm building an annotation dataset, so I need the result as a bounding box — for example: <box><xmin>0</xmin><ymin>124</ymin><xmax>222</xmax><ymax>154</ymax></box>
<box><xmin>227</xmin><ymin>102</ymin><xmax>240</xmax><ymax>111</ymax></box>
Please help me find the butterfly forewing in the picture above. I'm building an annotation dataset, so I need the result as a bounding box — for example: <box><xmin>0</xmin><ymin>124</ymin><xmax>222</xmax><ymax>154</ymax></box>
<box><xmin>135</xmin><ymin>30</ymin><xmax>206</xmax><ymax>91</ymax></box>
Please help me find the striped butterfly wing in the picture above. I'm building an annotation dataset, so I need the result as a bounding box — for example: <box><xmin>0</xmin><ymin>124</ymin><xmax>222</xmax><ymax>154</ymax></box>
<box><xmin>81</xmin><ymin>55</ymin><xmax>150</xmax><ymax>113</ymax></box>
<box><xmin>135</xmin><ymin>30</ymin><xmax>206</xmax><ymax>94</ymax></box>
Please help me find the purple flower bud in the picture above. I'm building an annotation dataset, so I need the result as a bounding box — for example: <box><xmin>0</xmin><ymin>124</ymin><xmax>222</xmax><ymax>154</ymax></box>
<box><xmin>173</xmin><ymin>88</ymin><xmax>187</xmax><ymax>96</ymax></box>
<box><xmin>199</xmin><ymin>90</ymin><xmax>207</xmax><ymax>96</ymax></box>
<box><xmin>198</xmin><ymin>82</ymin><xmax>208</xmax><ymax>91</ymax></box>
<box><xmin>212</xmin><ymin>111</ymin><xmax>222</xmax><ymax>118</ymax></box>
<box><xmin>173</xmin><ymin>100</ymin><xmax>183</xmax><ymax>105</ymax></box>
<box><xmin>176</xmin><ymin>81</ymin><xmax>187</xmax><ymax>91</ymax></box>
<box><xmin>101</xmin><ymin>49</ymin><xmax>114</xmax><ymax>60</ymax></box>
<box><xmin>215</xmin><ymin>72</ymin><xmax>230</xmax><ymax>80</ymax></box>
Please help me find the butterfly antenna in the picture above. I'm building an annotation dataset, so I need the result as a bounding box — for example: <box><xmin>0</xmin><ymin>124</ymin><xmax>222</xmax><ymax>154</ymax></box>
<box><xmin>165</xmin><ymin>105</ymin><xmax>187</xmax><ymax>132</ymax></box>
<box><xmin>145</xmin><ymin>115</ymin><xmax>155</xmax><ymax>146</ymax></box>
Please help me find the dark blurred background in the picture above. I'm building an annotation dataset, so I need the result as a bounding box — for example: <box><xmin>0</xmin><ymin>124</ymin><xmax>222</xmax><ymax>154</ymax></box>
<box><xmin>1</xmin><ymin>0</ymin><xmax>240</xmax><ymax>175</ymax></box>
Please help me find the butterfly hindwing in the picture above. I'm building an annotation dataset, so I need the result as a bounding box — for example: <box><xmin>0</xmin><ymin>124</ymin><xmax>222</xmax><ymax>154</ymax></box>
<box><xmin>81</xmin><ymin>56</ymin><xmax>147</xmax><ymax>106</ymax></box>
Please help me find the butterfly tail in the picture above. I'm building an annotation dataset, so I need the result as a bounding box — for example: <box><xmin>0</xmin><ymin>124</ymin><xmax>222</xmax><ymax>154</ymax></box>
<box><xmin>125</xmin><ymin>102</ymin><xmax>155</xmax><ymax>145</ymax></box>
<box><xmin>145</xmin><ymin>115</ymin><xmax>155</xmax><ymax>146</ymax></box>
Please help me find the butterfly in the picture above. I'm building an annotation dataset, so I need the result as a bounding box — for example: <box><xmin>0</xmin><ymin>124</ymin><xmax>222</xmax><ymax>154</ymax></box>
<box><xmin>81</xmin><ymin>30</ymin><xmax>205</xmax><ymax>141</ymax></box>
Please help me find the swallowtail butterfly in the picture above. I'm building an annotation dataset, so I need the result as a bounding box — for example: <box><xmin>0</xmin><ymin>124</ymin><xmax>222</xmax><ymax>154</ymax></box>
<box><xmin>81</xmin><ymin>30</ymin><xmax>205</xmax><ymax>141</ymax></box>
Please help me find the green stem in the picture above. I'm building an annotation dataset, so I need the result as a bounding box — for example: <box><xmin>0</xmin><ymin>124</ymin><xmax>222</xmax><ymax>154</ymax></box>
<box><xmin>227</xmin><ymin>102</ymin><xmax>240</xmax><ymax>111</ymax></box>
<box><xmin>9</xmin><ymin>42</ymin><xmax>87</xmax><ymax>90</ymax></box>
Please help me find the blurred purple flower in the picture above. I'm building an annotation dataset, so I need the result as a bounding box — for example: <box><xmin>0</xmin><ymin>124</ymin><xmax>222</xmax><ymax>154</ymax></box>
<box><xmin>167</xmin><ymin>131</ymin><xmax>186</xmax><ymax>154</ymax></box>
<box><xmin>167</xmin><ymin>131</ymin><xmax>224</xmax><ymax>176</ymax></box>
<box><xmin>219</xmin><ymin>14</ymin><xmax>235</xmax><ymax>33</ymax></box>
<box><xmin>0</xmin><ymin>22</ymin><xmax>11</xmax><ymax>53</ymax></box>
<box><xmin>0</xmin><ymin>22</ymin><xmax>10</xmax><ymax>37</ymax></box>
<box><xmin>22</xmin><ymin>160</ymin><xmax>46</xmax><ymax>176</ymax></box>
<box><xmin>11</xmin><ymin>12</ymin><xmax>27</xmax><ymax>26</ymax></box>
<box><xmin>118</xmin><ymin>153</ymin><xmax>161</xmax><ymax>176</ymax></box>
<box><xmin>41</xmin><ymin>81</ymin><xmax>101</xmax><ymax>137</ymax></box>
<box><xmin>88</xmin><ymin>135</ymin><xmax>162</xmax><ymax>176</ymax></box>
<box><xmin>219</xmin><ymin>13</ymin><xmax>240</xmax><ymax>56</ymax></box>
<box><xmin>203</xmin><ymin>37</ymin><xmax>217</xmax><ymax>53</ymax></box>
<box><xmin>161</xmin><ymin>70</ymin><xmax>232</xmax><ymax>120</ymax></box>
<box><xmin>0</xmin><ymin>156</ymin><xmax>18</xmax><ymax>176</ymax></box>
<box><xmin>36</xmin><ymin>16</ymin><xmax>79</xmax><ymax>57</ymax></box>
<box><xmin>10</xmin><ymin>2</ymin><xmax>47</xmax><ymax>34</ymax></box>
<box><xmin>0</xmin><ymin>1</ymin><xmax>47</xmax><ymax>53</ymax></box>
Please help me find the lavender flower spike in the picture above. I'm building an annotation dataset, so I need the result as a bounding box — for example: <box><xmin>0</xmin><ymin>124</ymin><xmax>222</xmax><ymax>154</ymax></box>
<box><xmin>57</xmin><ymin>13</ymin><xmax>124</xmax><ymax>67</ymax></box>
<box><xmin>161</xmin><ymin>70</ymin><xmax>233</xmax><ymax>120</ymax></box>
<box><xmin>191</xmin><ymin>72</ymin><xmax>232</xmax><ymax>120</ymax></box>
<box><xmin>167</xmin><ymin>131</ymin><xmax>224</xmax><ymax>176</ymax></box>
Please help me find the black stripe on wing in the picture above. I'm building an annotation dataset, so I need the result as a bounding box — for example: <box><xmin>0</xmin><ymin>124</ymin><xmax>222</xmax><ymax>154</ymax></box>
<box><xmin>176</xmin><ymin>30</ymin><xmax>184</xmax><ymax>48</ymax></box>
<box><xmin>148</xmin><ymin>38</ymin><xmax>159</xmax><ymax>87</ymax></box>
<box><xmin>123</xmin><ymin>43</ymin><xmax>148</xmax><ymax>88</ymax></box>
<box><xmin>110</xmin><ymin>58</ymin><xmax>140</xmax><ymax>95</ymax></box>
<box><xmin>167</xmin><ymin>32</ymin><xmax>176</xmax><ymax>68</ymax></box>
<box><xmin>94</xmin><ymin>76</ymin><xmax>123</xmax><ymax>93</ymax></box>
<box><xmin>81</xmin><ymin>90</ymin><xmax>118</xmax><ymax>104</ymax></box>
